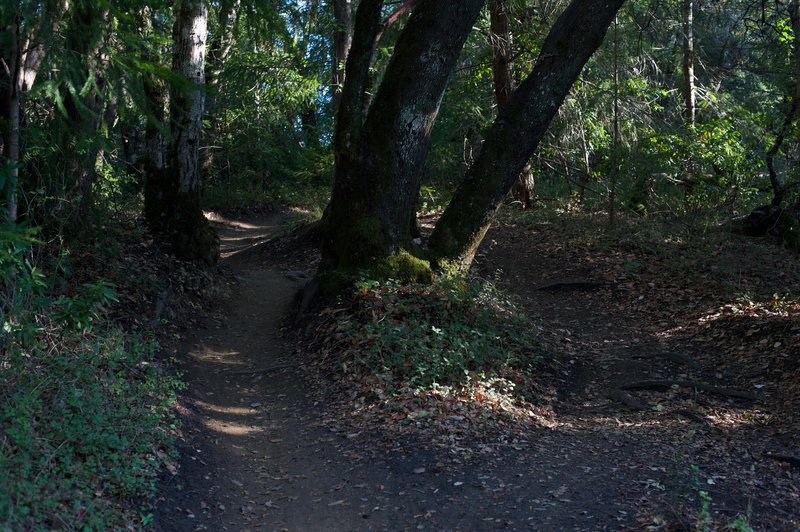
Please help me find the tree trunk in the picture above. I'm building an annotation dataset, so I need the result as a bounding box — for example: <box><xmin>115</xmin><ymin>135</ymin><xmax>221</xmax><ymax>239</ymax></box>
<box><xmin>49</xmin><ymin>0</ymin><xmax>110</xmax><ymax>227</ymax></box>
<box><xmin>430</xmin><ymin>0</ymin><xmax>625</xmax><ymax>270</ymax></box>
<box><xmin>0</xmin><ymin>1</ymin><xmax>65</xmax><ymax>222</ymax></box>
<box><xmin>203</xmin><ymin>0</ymin><xmax>240</xmax><ymax>173</ymax></box>
<box><xmin>0</xmin><ymin>17</ymin><xmax>21</xmax><ymax>222</ymax></box>
<box><xmin>488</xmin><ymin>0</ymin><xmax>535</xmax><ymax>208</ymax></box>
<box><xmin>323</xmin><ymin>0</ymin><xmax>484</xmax><ymax>280</ymax></box>
<box><xmin>148</xmin><ymin>0</ymin><xmax>218</xmax><ymax>264</ymax></box>
<box><xmin>331</xmin><ymin>0</ymin><xmax>352</xmax><ymax>115</ymax></box>
<box><xmin>682</xmin><ymin>0</ymin><xmax>696</xmax><ymax>126</ymax></box>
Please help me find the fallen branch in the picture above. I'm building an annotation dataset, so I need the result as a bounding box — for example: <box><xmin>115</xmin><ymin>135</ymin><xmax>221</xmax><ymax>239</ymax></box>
<box><xmin>631</xmin><ymin>351</ymin><xmax>698</xmax><ymax>368</ymax></box>
<box><xmin>619</xmin><ymin>380</ymin><xmax>758</xmax><ymax>401</ymax></box>
<box><xmin>226</xmin><ymin>364</ymin><xmax>296</xmax><ymax>375</ymax></box>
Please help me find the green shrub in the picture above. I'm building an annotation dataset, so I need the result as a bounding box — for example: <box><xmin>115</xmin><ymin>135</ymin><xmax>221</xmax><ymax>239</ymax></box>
<box><xmin>345</xmin><ymin>277</ymin><xmax>549</xmax><ymax>389</ymax></box>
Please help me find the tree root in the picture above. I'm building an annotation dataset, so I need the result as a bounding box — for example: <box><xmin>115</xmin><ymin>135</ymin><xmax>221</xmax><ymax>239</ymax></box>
<box><xmin>765</xmin><ymin>452</ymin><xmax>800</xmax><ymax>468</ymax></box>
<box><xmin>630</xmin><ymin>351</ymin><xmax>699</xmax><ymax>368</ymax></box>
<box><xmin>607</xmin><ymin>389</ymin><xmax>649</xmax><ymax>411</ymax></box>
<box><xmin>672</xmin><ymin>409</ymin><xmax>708</xmax><ymax>425</ymax></box>
<box><xmin>619</xmin><ymin>379</ymin><xmax>759</xmax><ymax>401</ymax></box>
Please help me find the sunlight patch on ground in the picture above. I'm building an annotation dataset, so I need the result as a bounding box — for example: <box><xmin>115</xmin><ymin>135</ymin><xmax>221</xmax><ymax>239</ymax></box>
<box><xmin>204</xmin><ymin>210</ymin><xmax>278</xmax><ymax>231</ymax></box>
<box><xmin>220</xmin><ymin>233</ymin><xmax>274</xmax><ymax>243</ymax></box>
<box><xmin>194</xmin><ymin>399</ymin><xmax>258</xmax><ymax>416</ymax></box>
<box><xmin>188</xmin><ymin>347</ymin><xmax>245</xmax><ymax>365</ymax></box>
<box><xmin>202</xmin><ymin>418</ymin><xmax>264</xmax><ymax>436</ymax></box>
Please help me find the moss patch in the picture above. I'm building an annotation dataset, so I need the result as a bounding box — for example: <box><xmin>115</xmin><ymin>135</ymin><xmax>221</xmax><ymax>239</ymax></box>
<box><xmin>372</xmin><ymin>250</ymin><xmax>433</xmax><ymax>284</ymax></box>
<box><xmin>323</xmin><ymin>250</ymin><xmax>434</xmax><ymax>294</ymax></box>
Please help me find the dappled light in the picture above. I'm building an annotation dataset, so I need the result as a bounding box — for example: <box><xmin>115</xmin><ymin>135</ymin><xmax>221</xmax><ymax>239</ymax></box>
<box><xmin>3</xmin><ymin>0</ymin><xmax>800</xmax><ymax>529</ymax></box>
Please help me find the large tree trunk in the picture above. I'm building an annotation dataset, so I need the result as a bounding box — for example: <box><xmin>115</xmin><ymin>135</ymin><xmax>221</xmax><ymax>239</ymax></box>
<box><xmin>322</xmin><ymin>0</ymin><xmax>484</xmax><ymax>279</ymax></box>
<box><xmin>148</xmin><ymin>0</ymin><xmax>218</xmax><ymax>264</ymax></box>
<box><xmin>430</xmin><ymin>0</ymin><xmax>625</xmax><ymax>270</ymax></box>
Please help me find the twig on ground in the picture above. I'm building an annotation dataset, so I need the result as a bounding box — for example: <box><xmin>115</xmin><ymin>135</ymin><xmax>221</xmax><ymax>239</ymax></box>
<box><xmin>765</xmin><ymin>452</ymin><xmax>800</xmax><ymax>468</ymax></box>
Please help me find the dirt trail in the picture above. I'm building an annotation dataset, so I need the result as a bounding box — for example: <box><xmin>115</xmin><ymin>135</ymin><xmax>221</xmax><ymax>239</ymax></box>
<box><xmin>155</xmin><ymin>214</ymin><xmax>522</xmax><ymax>531</ymax></box>
<box><xmin>155</xmin><ymin>213</ymin><xmax>799</xmax><ymax>531</ymax></box>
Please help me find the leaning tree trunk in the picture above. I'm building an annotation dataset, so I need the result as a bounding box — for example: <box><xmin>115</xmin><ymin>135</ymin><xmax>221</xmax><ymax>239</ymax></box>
<box><xmin>322</xmin><ymin>0</ymin><xmax>485</xmax><ymax>281</ymax></box>
<box><xmin>148</xmin><ymin>0</ymin><xmax>218</xmax><ymax>264</ymax></box>
<box><xmin>430</xmin><ymin>0</ymin><xmax>625</xmax><ymax>270</ymax></box>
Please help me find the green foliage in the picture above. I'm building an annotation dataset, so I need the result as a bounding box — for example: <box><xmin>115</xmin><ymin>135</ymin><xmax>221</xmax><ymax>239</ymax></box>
<box><xmin>1</xmin><ymin>221</ymin><xmax>180</xmax><ymax>529</ymax></box>
<box><xmin>346</xmin><ymin>278</ymin><xmax>548</xmax><ymax>389</ymax></box>
<box><xmin>51</xmin><ymin>280</ymin><xmax>118</xmax><ymax>334</ymax></box>
<box><xmin>203</xmin><ymin>147</ymin><xmax>332</xmax><ymax>211</ymax></box>
<box><xmin>0</xmin><ymin>330</ymin><xmax>180</xmax><ymax>530</ymax></box>
<box><xmin>1</xmin><ymin>224</ymin><xmax>46</xmax><ymax>350</ymax></box>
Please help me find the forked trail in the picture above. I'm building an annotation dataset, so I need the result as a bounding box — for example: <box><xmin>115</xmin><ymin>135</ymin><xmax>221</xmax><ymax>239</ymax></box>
<box><xmin>155</xmin><ymin>212</ymin><xmax>799</xmax><ymax>531</ymax></box>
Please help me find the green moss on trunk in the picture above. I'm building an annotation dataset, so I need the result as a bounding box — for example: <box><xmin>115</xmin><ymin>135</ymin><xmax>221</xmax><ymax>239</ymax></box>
<box><xmin>322</xmin><ymin>249</ymin><xmax>433</xmax><ymax>294</ymax></box>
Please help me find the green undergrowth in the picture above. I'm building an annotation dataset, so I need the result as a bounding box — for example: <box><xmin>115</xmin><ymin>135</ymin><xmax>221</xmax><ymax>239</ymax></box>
<box><xmin>0</xmin><ymin>330</ymin><xmax>180</xmax><ymax>530</ymax></box>
<box><xmin>1</xmin><ymin>222</ymin><xmax>183</xmax><ymax>529</ymax></box>
<box><xmin>322</xmin><ymin>276</ymin><xmax>553</xmax><ymax>394</ymax></box>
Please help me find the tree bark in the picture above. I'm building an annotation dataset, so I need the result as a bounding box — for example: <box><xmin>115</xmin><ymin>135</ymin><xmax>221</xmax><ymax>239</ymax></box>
<box><xmin>323</xmin><ymin>0</ymin><xmax>485</xmax><ymax>277</ymax></box>
<box><xmin>331</xmin><ymin>0</ymin><xmax>352</xmax><ymax>115</ymax></box>
<box><xmin>0</xmin><ymin>1</ymin><xmax>66</xmax><ymax>222</ymax></box>
<box><xmin>141</xmin><ymin>8</ymin><xmax>169</xmax><ymax>223</ymax></box>
<box><xmin>682</xmin><ymin>0</ymin><xmax>696</xmax><ymax>126</ymax></box>
<box><xmin>203</xmin><ymin>0</ymin><xmax>241</xmax><ymax>172</ymax></box>
<box><xmin>333</xmin><ymin>0</ymin><xmax>384</xmax><ymax>160</ymax></box>
<box><xmin>430</xmin><ymin>0</ymin><xmax>626</xmax><ymax>270</ymax></box>
<box><xmin>148</xmin><ymin>0</ymin><xmax>219</xmax><ymax>264</ymax></box>
<box><xmin>488</xmin><ymin>0</ymin><xmax>535</xmax><ymax>208</ymax></box>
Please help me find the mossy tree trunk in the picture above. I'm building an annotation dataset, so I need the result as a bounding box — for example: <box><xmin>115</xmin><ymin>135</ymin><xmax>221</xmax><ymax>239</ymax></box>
<box><xmin>322</xmin><ymin>0</ymin><xmax>484</xmax><ymax>280</ymax></box>
<box><xmin>429</xmin><ymin>0</ymin><xmax>625</xmax><ymax>270</ymax></box>
<box><xmin>147</xmin><ymin>0</ymin><xmax>219</xmax><ymax>264</ymax></box>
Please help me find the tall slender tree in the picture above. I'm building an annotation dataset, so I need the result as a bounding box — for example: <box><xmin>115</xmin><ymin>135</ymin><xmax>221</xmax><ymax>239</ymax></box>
<box><xmin>0</xmin><ymin>0</ymin><xmax>67</xmax><ymax>221</ymax></box>
<box><xmin>146</xmin><ymin>0</ymin><xmax>218</xmax><ymax>263</ymax></box>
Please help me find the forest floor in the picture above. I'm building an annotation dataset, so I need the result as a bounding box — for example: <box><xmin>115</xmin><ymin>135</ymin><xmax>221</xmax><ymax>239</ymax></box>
<box><xmin>155</xmin><ymin>209</ymin><xmax>799</xmax><ymax>531</ymax></box>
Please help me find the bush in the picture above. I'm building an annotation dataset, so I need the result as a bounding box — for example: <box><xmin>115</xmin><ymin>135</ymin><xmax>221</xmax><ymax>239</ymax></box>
<box><xmin>341</xmin><ymin>277</ymin><xmax>549</xmax><ymax>390</ymax></box>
